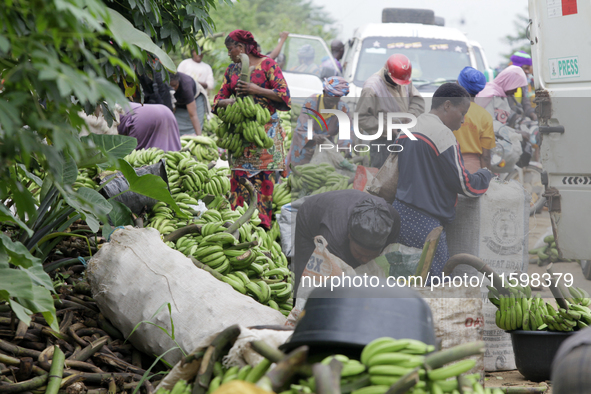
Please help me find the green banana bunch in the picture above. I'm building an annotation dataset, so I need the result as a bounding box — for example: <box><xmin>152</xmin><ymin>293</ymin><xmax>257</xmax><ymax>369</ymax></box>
<box><xmin>527</xmin><ymin>234</ymin><xmax>579</xmax><ymax>265</ymax></box>
<box><xmin>490</xmin><ymin>280</ymin><xmax>591</xmax><ymax>332</ymax></box>
<box><xmin>180</xmin><ymin>135</ymin><xmax>220</xmax><ymax>163</ymax></box>
<box><xmin>216</xmin><ymin>95</ymin><xmax>274</xmax><ymax>157</ymax></box>
<box><xmin>73</xmin><ymin>168</ymin><xmax>99</xmax><ymax>191</ymax></box>
<box><xmin>272</xmin><ymin>181</ymin><xmax>292</xmax><ymax>216</ymax></box>
<box><xmin>154</xmin><ymin>379</ymin><xmax>192</xmax><ymax>394</ymax></box>
<box><xmin>288</xmin><ymin>163</ymin><xmax>353</xmax><ymax>196</ymax></box>
<box><xmin>125</xmin><ymin>147</ymin><xmax>166</xmax><ymax>167</ymax></box>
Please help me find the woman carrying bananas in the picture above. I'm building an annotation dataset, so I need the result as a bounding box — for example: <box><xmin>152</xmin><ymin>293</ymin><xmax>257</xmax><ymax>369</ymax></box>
<box><xmin>213</xmin><ymin>30</ymin><xmax>291</xmax><ymax>229</ymax></box>
<box><xmin>287</xmin><ymin>76</ymin><xmax>352</xmax><ymax>167</ymax></box>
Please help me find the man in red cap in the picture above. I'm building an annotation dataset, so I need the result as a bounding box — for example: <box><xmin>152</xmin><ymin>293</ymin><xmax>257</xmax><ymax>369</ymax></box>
<box><xmin>357</xmin><ymin>54</ymin><xmax>425</xmax><ymax>168</ymax></box>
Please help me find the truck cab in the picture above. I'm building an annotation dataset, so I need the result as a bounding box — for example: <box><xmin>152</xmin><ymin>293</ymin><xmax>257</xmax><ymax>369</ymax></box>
<box><xmin>528</xmin><ymin>0</ymin><xmax>591</xmax><ymax>260</ymax></box>
<box><xmin>341</xmin><ymin>8</ymin><xmax>487</xmax><ymax>98</ymax></box>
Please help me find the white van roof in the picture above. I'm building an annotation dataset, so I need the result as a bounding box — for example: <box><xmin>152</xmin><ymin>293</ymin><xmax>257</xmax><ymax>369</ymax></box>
<box><xmin>354</xmin><ymin>23</ymin><xmax>469</xmax><ymax>42</ymax></box>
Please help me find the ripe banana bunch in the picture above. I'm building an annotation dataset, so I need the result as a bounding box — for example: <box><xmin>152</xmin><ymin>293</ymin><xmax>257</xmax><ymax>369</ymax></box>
<box><xmin>489</xmin><ymin>282</ymin><xmax>591</xmax><ymax>332</ymax></box>
<box><xmin>125</xmin><ymin>147</ymin><xmax>166</xmax><ymax>167</ymax></box>
<box><xmin>154</xmin><ymin>379</ymin><xmax>191</xmax><ymax>394</ymax></box>
<box><xmin>180</xmin><ymin>135</ymin><xmax>219</xmax><ymax>163</ymax></box>
<box><xmin>216</xmin><ymin>96</ymin><xmax>274</xmax><ymax>157</ymax></box>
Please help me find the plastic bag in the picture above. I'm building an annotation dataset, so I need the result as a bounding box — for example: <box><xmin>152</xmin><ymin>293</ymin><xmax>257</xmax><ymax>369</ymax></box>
<box><xmin>492</xmin><ymin>124</ymin><xmax>523</xmax><ymax>173</ymax></box>
<box><xmin>365</xmin><ymin>152</ymin><xmax>399</xmax><ymax>204</ymax></box>
<box><xmin>386</xmin><ymin>244</ymin><xmax>424</xmax><ymax>277</ymax></box>
<box><xmin>286</xmin><ymin>236</ymin><xmax>356</xmax><ymax>327</ymax></box>
<box><xmin>99</xmin><ymin>159</ymin><xmax>168</xmax><ymax>215</ymax></box>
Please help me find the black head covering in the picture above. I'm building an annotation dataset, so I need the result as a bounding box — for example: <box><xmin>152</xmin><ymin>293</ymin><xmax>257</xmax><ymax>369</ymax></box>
<box><xmin>348</xmin><ymin>199</ymin><xmax>396</xmax><ymax>250</ymax></box>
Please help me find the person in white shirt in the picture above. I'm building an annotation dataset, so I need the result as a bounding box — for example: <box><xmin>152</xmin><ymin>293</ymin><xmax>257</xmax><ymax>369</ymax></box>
<box><xmin>177</xmin><ymin>50</ymin><xmax>215</xmax><ymax>129</ymax></box>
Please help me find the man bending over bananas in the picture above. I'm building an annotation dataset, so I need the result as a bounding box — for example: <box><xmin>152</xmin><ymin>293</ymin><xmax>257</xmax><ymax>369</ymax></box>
<box><xmin>293</xmin><ymin>190</ymin><xmax>401</xmax><ymax>294</ymax></box>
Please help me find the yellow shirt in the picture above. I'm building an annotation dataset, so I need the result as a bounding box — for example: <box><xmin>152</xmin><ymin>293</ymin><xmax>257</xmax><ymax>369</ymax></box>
<box><xmin>453</xmin><ymin>101</ymin><xmax>496</xmax><ymax>155</ymax></box>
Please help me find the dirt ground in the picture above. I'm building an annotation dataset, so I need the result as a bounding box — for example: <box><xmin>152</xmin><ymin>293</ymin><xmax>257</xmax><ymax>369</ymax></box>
<box><xmin>481</xmin><ymin>207</ymin><xmax>589</xmax><ymax>393</ymax></box>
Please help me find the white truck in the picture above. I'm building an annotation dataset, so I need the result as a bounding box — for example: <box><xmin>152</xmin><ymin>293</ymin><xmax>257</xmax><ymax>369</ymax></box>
<box><xmin>341</xmin><ymin>8</ymin><xmax>493</xmax><ymax>98</ymax></box>
<box><xmin>528</xmin><ymin>0</ymin><xmax>591</xmax><ymax>265</ymax></box>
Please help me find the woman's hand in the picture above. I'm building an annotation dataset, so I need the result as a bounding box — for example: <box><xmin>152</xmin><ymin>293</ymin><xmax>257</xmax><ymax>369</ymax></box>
<box><xmin>236</xmin><ymin>80</ymin><xmax>259</xmax><ymax>96</ymax></box>
<box><xmin>217</xmin><ymin>98</ymin><xmax>236</xmax><ymax>108</ymax></box>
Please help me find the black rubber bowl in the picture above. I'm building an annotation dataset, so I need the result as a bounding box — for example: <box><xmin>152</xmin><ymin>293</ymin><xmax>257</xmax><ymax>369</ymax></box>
<box><xmin>510</xmin><ymin>330</ymin><xmax>574</xmax><ymax>381</ymax></box>
<box><xmin>281</xmin><ymin>279</ymin><xmax>436</xmax><ymax>359</ymax></box>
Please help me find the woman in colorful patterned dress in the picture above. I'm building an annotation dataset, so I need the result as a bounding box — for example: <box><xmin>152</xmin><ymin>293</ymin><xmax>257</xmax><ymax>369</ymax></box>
<box><xmin>213</xmin><ymin>30</ymin><xmax>291</xmax><ymax>229</ymax></box>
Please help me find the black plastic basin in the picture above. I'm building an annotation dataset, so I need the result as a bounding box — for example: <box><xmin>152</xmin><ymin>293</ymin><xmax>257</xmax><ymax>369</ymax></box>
<box><xmin>281</xmin><ymin>280</ymin><xmax>436</xmax><ymax>357</ymax></box>
<box><xmin>510</xmin><ymin>330</ymin><xmax>574</xmax><ymax>381</ymax></box>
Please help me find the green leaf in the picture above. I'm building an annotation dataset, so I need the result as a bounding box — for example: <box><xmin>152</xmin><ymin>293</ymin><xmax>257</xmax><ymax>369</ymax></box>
<box><xmin>16</xmin><ymin>164</ymin><xmax>43</xmax><ymax>187</ymax></box>
<box><xmin>77</xmin><ymin>187</ymin><xmax>113</xmax><ymax>216</ymax></box>
<box><xmin>16</xmin><ymin>286</ymin><xmax>59</xmax><ymax>331</ymax></box>
<box><xmin>52</xmin><ymin>155</ymin><xmax>78</xmax><ymax>186</ymax></box>
<box><xmin>81</xmin><ymin>134</ymin><xmax>138</xmax><ymax>169</ymax></box>
<box><xmin>23</xmin><ymin>263</ymin><xmax>55</xmax><ymax>292</ymax></box>
<box><xmin>0</xmin><ymin>269</ymin><xmax>34</xmax><ymax>300</ymax></box>
<box><xmin>109</xmin><ymin>200</ymin><xmax>134</xmax><ymax>227</ymax></box>
<box><xmin>117</xmin><ymin>159</ymin><xmax>183</xmax><ymax>216</ymax></box>
<box><xmin>0</xmin><ymin>204</ymin><xmax>33</xmax><ymax>237</ymax></box>
<box><xmin>0</xmin><ymin>35</ymin><xmax>10</xmax><ymax>54</ymax></box>
<box><xmin>106</xmin><ymin>8</ymin><xmax>177</xmax><ymax>72</ymax></box>
<box><xmin>0</xmin><ymin>233</ymin><xmax>41</xmax><ymax>269</ymax></box>
<box><xmin>8</xmin><ymin>300</ymin><xmax>34</xmax><ymax>327</ymax></box>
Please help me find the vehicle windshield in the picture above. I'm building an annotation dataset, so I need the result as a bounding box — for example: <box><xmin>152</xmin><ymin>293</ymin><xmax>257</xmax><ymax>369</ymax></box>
<box><xmin>354</xmin><ymin>36</ymin><xmax>471</xmax><ymax>91</ymax></box>
<box><xmin>280</xmin><ymin>36</ymin><xmax>341</xmax><ymax>79</ymax></box>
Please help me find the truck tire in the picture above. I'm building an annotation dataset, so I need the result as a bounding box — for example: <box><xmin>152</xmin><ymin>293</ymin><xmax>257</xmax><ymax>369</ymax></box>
<box><xmin>382</xmin><ymin>8</ymin><xmax>435</xmax><ymax>25</ymax></box>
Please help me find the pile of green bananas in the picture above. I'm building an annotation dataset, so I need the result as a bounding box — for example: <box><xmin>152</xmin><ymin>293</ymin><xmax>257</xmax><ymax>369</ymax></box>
<box><xmin>276</xmin><ymin>338</ymin><xmax>486</xmax><ymax>394</ymax></box>
<box><xmin>216</xmin><ymin>96</ymin><xmax>274</xmax><ymax>157</ymax></box>
<box><xmin>288</xmin><ymin>163</ymin><xmax>353</xmax><ymax>197</ymax></box>
<box><xmin>207</xmin><ymin>359</ymin><xmax>274</xmax><ymax>393</ymax></box>
<box><xmin>489</xmin><ymin>282</ymin><xmax>591</xmax><ymax>332</ymax></box>
<box><xmin>271</xmin><ymin>181</ymin><xmax>292</xmax><ymax>217</ymax></box>
<box><xmin>180</xmin><ymin>135</ymin><xmax>220</xmax><ymax>163</ymax></box>
<box><xmin>167</xmin><ymin>151</ymin><xmax>230</xmax><ymax>198</ymax></box>
<box><xmin>159</xmin><ymin>204</ymin><xmax>292</xmax><ymax>314</ymax></box>
<box><xmin>528</xmin><ymin>234</ymin><xmax>580</xmax><ymax>266</ymax></box>
<box><xmin>202</xmin><ymin>115</ymin><xmax>223</xmax><ymax>136</ymax></box>
<box><xmin>155</xmin><ymin>379</ymin><xmax>192</xmax><ymax>394</ymax></box>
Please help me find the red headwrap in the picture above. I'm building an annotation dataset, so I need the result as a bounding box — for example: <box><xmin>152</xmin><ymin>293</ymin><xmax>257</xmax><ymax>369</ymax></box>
<box><xmin>228</xmin><ymin>30</ymin><xmax>264</xmax><ymax>58</ymax></box>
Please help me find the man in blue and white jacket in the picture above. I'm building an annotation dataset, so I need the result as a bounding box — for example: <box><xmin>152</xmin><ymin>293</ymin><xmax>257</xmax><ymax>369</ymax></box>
<box><xmin>394</xmin><ymin>83</ymin><xmax>494</xmax><ymax>279</ymax></box>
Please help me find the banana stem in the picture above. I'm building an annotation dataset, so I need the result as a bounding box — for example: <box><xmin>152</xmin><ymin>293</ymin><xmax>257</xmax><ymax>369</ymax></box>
<box><xmin>226</xmin><ymin>240</ymin><xmax>258</xmax><ymax>250</ymax></box>
<box><xmin>224</xmin><ymin>178</ymin><xmax>257</xmax><ymax>234</ymax></box>
<box><xmin>442</xmin><ymin>254</ymin><xmax>510</xmax><ymax>296</ymax></box>
<box><xmin>0</xmin><ymin>338</ymin><xmax>42</xmax><ymax>358</ymax></box>
<box><xmin>546</xmin><ymin>273</ymin><xmax>570</xmax><ymax>310</ymax></box>
<box><xmin>0</xmin><ymin>373</ymin><xmax>48</xmax><ymax>393</ymax></box>
<box><xmin>312</xmin><ymin>362</ymin><xmax>341</xmax><ymax>394</ymax></box>
<box><xmin>250</xmin><ymin>340</ymin><xmax>286</xmax><ymax>363</ymax></box>
<box><xmin>163</xmin><ymin>224</ymin><xmax>203</xmax><ymax>243</ymax></box>
<box><xmin>70</xmin><ymin>337</ymin><xmax>109</xmax><ymax>362</ymax></box>
<box><xmin>546</xmin><ymin>263</ymin><xmax>575</xmax><ymax>307</ymax></box>
<box><xmin>384</xmin><ymin>368</ymin><xmax>421</xmax><ymax>394</ymax></box>
<box><xmin>424</xmin><ymin>341</ymin><xmax>485</xmax><ymax>369</ymax></box>
<box><xmin>193</xmin><ymin>325</ymin><xmax>241</xmax><ymax>394</ymax></box>
<box><xmin>45</xmin><ymin>346</ymin><xmax>65</xmax><ymax>394</ymax></box>
<box><xmin>190</xmin><ymin>257</ymin><xmax>225</xmax><ymax>281</ymax></box>
<box><xmin>259</xmin><ymin>345</ymin><xmax>309</xmax><ymax>393</ymax></box>
<box><xmin>97</xmin><ymin>314</ymin><xmax>124</xmax><ymax>341</ymax></box>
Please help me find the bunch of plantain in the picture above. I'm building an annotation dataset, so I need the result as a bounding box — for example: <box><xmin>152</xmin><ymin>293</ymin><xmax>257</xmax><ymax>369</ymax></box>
<box><xmin>155</xmin><ymin>379</ymin><xmax>192</xmax><ymax>394</ymax></box>
<box><xmin>124</xmin><ymin>147</ymin><xmax>166</xmax><ymax>167</ymax></box>
<box><xmin>279</xmin><ymin>110</ymin><xmax>293</xmax><ymax>154</ymax></box>
<box><xmin>288</xmin><ymin>163</ymin><xmax>353</xmax><ymax>197</ymax></box>
<box><xmin>272</xmin><ymin>338</ymin><xmax>491</xmax><ymax>394</ymax></box>
<box><xmin>216</xmin><ymin>95</ymin><xmax>274</xmax><ymax>157</ymax></box>
<box><xmin>180</xmin><ymin>135</ymin><xmax>220</xmax><ymax>163</ymax></box>
<box><xmin>272</xmin><ymin>181</ymin><xmax>292</xmax><ymax>217</ymax></box>
<box><xmin>488</xmin><ymin>280</ymin><xmax>591</xmax><ymax>332</ymax></box>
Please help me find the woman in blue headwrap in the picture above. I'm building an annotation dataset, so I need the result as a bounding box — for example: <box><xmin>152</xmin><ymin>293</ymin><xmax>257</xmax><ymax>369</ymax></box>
<box><xmin>454</xmin><ymin>66</ymin><xmax>496</xmax><ymax>172</ymax></box>
<box><xmin>287</xmin><ymin>76</ymin><xmax>353</xmax><ymax>167</ymax></box>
